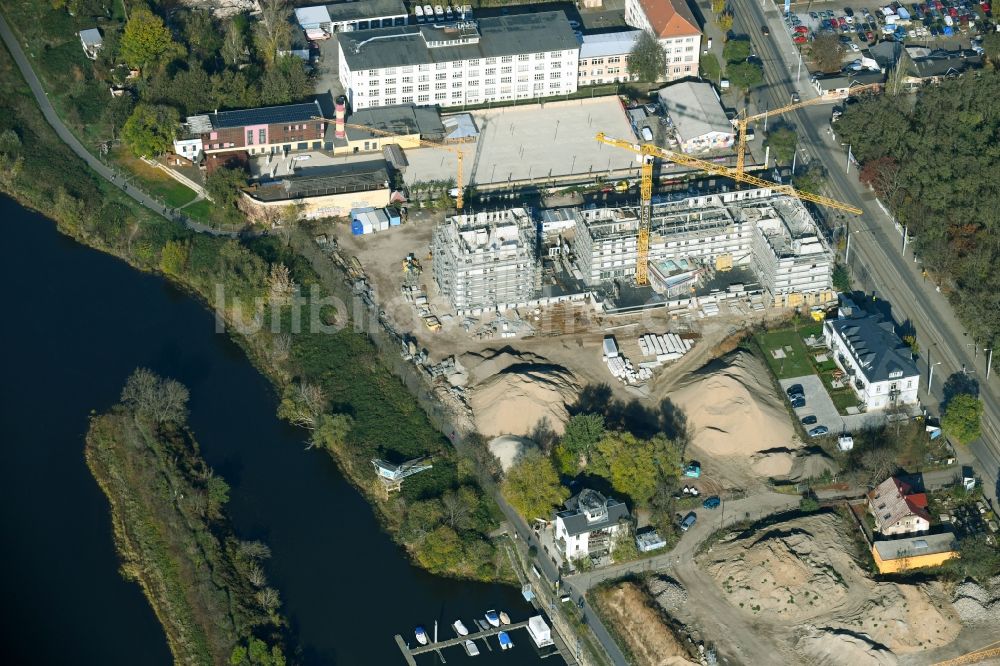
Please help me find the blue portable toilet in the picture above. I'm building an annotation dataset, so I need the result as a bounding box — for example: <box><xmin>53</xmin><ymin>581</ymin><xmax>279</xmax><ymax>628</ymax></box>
<box><xmin>942</xmin><ymin>25</ymin><xmax>954</xmax><ymax>35</ymax></box>
<box><xmin>351</xmin><ymin>218</ymin><xmax>365</xmax><ymax>235</ymax></box>
<box><xmin>387</xmin><ymin>208</ymin><xmax>401</xmax><ymax>226</ymax></box>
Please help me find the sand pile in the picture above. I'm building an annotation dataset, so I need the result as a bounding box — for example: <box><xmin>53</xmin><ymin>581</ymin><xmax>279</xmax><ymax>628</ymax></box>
<box><xmin>487</xmin><ymin>435</ymin><xmax>532</xmax><ymax>473</ymax></box>
<box><xmin>751</xmin><ymin>447</ymin><xmax>839</xmax><ymax>481</ymax></box>
<box><xmin>701</xmin><ymin>513</ymin><xmax>960</xmax><ymax>657</ymax></box>
<box><xmin>593</xmin><ymin>582</ymin><xmax>699</xmax><ymax>666</ymax></box>
<box><xmin>952</xmin><ymin>579</ymin><xmax>1000</xmax><ymax>624</ymax></box>
<box><xmin>647</xmin><ymin>575</ymin><xmax>688</xmax><ymax>613</ymax></box>
<box><xmin>671</xmin><ymin>351</ymin><xmax>796</xmax><ymax>458</ymax></box>
<box><xmin>464</xmin><ymin>348</ymin><xmax>579</xmax><ymax>439</ymax></box>
<box><xmin>796</xmin><ymin>627</ymin><xmax>897</xmax><ymax>666</ymax></box>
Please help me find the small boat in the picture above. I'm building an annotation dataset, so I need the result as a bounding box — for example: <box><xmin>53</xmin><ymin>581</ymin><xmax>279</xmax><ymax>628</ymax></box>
<box><xmin>499</xmin><ymin>610</ymin><xmax>511</xmax><ymax>625</ymax></box>
<box><xmin>452</xmin><ymin>619</ymin><xmax>469</xmax><ymax>636</ymax></box>
<box><xmin>485</xmin><ymin>609</ymin><xmax>500</xmax><ymax>628</ymax></box>
<box><xmin>498</xmin><ymin>631</ymin><xmax>514</xmax><ymax>650</ymax></box>
<box><xmin>463</xmin><ymin>639</ymin><xmax>480</xmax><ymax>657</ymax></box>
<box><xmin>414</xmin><ymin>626</ymin><xmax>428</xmax><ymax>646</ymax></box>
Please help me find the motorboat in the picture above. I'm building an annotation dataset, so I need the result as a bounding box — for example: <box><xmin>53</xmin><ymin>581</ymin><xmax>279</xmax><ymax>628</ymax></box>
<box><xmin>463</xmin><ymin>639</ymin><xmax>480</xmax><ymax>656</ymax></box>
<box><xmin>498</xmin><ymin>631</ymin><xmax>513</xmax><ymax>650</ymax></box>
<box><xmin>485</xmin><ymin>610</ymin><xmax>500</xmax><ymax>628</ymax></box>
<box><xmin>452</xmin><ymin>619</ymin><xmax>469</xmax><ymax>636</ymax></box>
<box><xmin>414</xmin><ymin>626</ymin><xmax>428</xmax><ymax>646</ymax></box>
<box><xmin>499</xmin><ymin>610</ymin><xmax>511</xmax><ymax>625</ymax></box>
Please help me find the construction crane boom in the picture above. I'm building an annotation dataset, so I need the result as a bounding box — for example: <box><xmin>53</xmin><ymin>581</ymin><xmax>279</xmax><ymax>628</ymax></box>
<box><xmin>312</xmin><ymin>117</ymin><xmax>467</xmax><ymax>210</ymax></box>
<box><xmin>735</xmin><ymin>82</ymin><xmax>882</xmax><ymax>175</ymax></box>
<box><xmin>596</xmin><ymin>132</ymin><xmax>861</xmax><ymax>286</ymax></box>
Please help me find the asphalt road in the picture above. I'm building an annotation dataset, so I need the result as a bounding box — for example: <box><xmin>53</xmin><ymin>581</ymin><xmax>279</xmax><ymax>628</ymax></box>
<box><xmin>731</xmin><ymin>0</ymin><xmax>1000</xmax><ymax>505</ymax></box>
<box><xmin>0</xmin><ymin>13</ymin><xmax>236</xmax><ymax>238</ymax></box>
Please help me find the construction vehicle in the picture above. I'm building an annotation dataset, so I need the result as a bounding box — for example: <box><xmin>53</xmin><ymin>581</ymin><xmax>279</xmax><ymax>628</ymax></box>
<box><xmin>312</xmin><ymin>117</ymin><xmax>467</xmax><ymax>210</ymax></box>
<box><xmin>614</xmin><ymin>180</ymin><xmax>630</xmax><ymax>193</ymax></box>
<box><xmin>734</xmin><ymin>82</ymin><xmax>882</xmax><ymax>176</ymax></box>
<box><xmin>402</xmin><ymin>253</ymin><xmax>422</xmax><ymax>276</ymax></box>
<box><xmin>596</xmin><ymin>132</ymin><xmax>862</xmax><ymax>286</ymax></box>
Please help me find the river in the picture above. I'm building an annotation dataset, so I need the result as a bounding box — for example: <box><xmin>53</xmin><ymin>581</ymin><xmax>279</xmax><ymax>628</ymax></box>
<box><xmin>0</xmin><ymin>196</ymin><xmax>554</xmax><ymax>665</ymax></box>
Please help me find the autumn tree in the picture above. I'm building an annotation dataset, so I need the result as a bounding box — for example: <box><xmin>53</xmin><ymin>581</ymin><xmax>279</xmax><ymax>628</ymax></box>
<box><xmin>858</xmin><ymin>156</ymin><xmax>904</xmax><ymax>209</ymax></box>
<box><xmin>628</xmin><ymin>30</ymin><xmax>667</xmax><ymax>82</ymax></box>
<box><xmin>254</xmin><ymin>0</ymin><xmax>292</xmax><ymax>67</ymax></box>
<box><xmin>589</xmin><ymin>432</ymin><xmax>683</xmax><ymax>505</ymax></box>
<box><xmin>717</xmin><ymin>12</ymin><xmax>733</xmax><ymax>32</ymax></box>
<box><xmin>121</xmin><ymin>8</ymin><xmax>185</xmax><ymax>71</ymax></box>
<box><xmin>121</xmin><ymin>103</ymin><xmax>178</xmax><ymax>156</ymax></box>
<box><xmin>309</xmin><ymin>413</ymin><xmax>353</xmax><ymax>452</ymax></box>
<box><xmin>810</xmin><ymin>33</ymin><xmax>846</xmax><ymax>73</ymax></box>
<box><xmin>501</xmin><ymin>449</ymin><xmax>569</xmax><ymax>521</ymax></box>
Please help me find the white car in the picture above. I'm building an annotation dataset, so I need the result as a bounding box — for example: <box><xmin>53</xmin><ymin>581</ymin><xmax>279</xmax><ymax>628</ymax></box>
<box><xmin>850</xmin><ymin>43</ymin><xmax>860</xmax><ymax>52</ymax></box>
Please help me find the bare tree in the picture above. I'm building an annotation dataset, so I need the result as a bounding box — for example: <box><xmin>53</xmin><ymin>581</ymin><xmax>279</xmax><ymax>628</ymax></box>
<box><xmin>267</xmin><ymin>263</ymin><xmax>295</xmax><ymax>302</ymax></box>
<box><xmin>120</xmin><ymin>368</ymin><xmax>190</xmax><ymax>425</ymax></box>
<box><xmin>238</xmin><ymin>540</ymin><xmax>272</xmax><ymax>561</ymax></box>
<box><xmin>441</xmin><ymin>488</ymin><xmax>474</xmax><ymax>530</ymax></box>
<box><xmin>256</xmin><ymin>587</ymin><xmax>281</xmax><ymax>613</ymax></box>
<box><xmin>222</xmin><ymin>19</ymin><xmax>247</xmax><ymax>67</ymax></box>
<box><xmin>246</xmin><ymin>562</ymin><xmax>267</xmax><ymax>587</ymax></box>
<box><xmin>253</xmin><ymin>0</ymin><xmax>291</xmax><ymax>67</ymax></box>
<box><xmin>271</xmin><ymin>332</ymin><xmax>291</xmax><ymax>361</ymax></box>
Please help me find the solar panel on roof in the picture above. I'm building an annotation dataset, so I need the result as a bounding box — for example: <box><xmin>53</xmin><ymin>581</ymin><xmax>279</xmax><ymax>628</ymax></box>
<box><xmin>210</xmin><ymin>102</ymin><xmax>320</xmax><ymax>129</ymax></box>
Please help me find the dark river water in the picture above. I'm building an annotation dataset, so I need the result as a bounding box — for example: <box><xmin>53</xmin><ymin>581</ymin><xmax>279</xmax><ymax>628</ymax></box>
<box><xmin>0</xmin><ymin>196</ymin><xmax>552</xmax><ymax>665</ymax></box>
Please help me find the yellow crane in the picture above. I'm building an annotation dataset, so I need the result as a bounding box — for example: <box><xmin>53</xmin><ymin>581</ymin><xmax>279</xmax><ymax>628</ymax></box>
<box><xmin>596</xmin><ymin>132</ymin><xmax>862</xmax><ymax>286</ymax></box>
<box><xmin>735</xmin><ymin>82</ymin><xmax>883</xmax><ymax>175</ymax></box>
<box><xmin>312</xmin><ymin>117</ymin><xmax>467</xmax><ymax>210</ymax></box>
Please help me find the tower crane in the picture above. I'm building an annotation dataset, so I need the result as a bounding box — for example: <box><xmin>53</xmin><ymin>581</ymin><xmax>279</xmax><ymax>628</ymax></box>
<box><xmin>735</xmin><ymin>82</ymin><xmax>883</xmax><ymax>176</ymax></box>
<box><xmin>312</xmin><ymin>117</ymin><xmax>468</xmax><ymax>210</ymax></box>
<box><xmin>596</xmin><ymin>132</ymin><xmax>861</xmax><ymax>286</ymax></box>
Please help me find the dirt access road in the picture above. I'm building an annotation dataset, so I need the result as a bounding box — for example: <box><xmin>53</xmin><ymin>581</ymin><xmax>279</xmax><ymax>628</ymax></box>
<box><xmin>563</xmin><ymin>492</ymin><xmax>802</xmax><ymax>665</ymax></box>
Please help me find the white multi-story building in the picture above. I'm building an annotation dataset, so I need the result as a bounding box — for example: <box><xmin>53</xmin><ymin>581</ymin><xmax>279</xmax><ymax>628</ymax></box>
<box><xmin>554</xmin><ymin>490</ymin><xmax>630</xmax><ymax>563</ymax></box>
<box><xmin>578</xmin><ymin>30</ymin><xmax>642</xmax><ymax>86</ymax></box>
<box><xmin>338</xmin><ymin>12</ymin><xmax>580</xmax><ymax>110</ymax></box>
<box><xmin>624</xmin><ymin>0</ymin><xmax>702</xmax><ymax>80</ymax></box>
<box><xmin>824</xmin><ymin>313</ymin><xmax>920</xmax><ymax>411</ymax></box>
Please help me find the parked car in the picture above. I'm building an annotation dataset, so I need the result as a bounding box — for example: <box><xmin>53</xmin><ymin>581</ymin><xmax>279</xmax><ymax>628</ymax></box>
<box><xmin>794</xmin><ymin>25</ymin><xmax>810</xmax><ymax>33</ymax></box>
<box><xmin>845</xmin><ymin>7</ymin><xmax>855</xmax><ymax>16</ymax></box>
<box><xmin>786</xmin><ymin>384</ymin><xmax>804</xmax><ymax>397</ymax></box>
<box><xmin>703</xmin><ymin>496</ymin><xmax>722</xmax><ymax>510</ymax></box>
<box><xmin>809</xmin><ymin>425</ymin><xmax>830</xmax><ymax>437</ymax></box>
<box><xmin>791</xmin><ymin>396</ymin><xmax>807</xmax><ymax>409</ymax></box>
<box><xmin>680</xmin><ymin>512</ymin><xmax>698</xmax><ymax>531</ymax></box>
<box><xmin>850</xmin><ymin>43</ymin><xmax>860</xmax><ymax>51</ymax></box>
<box><xmin>801</xmin><ymin>415</ymin><xmax>818</xmax><ymax>426</ymax></box>
<box><xmin>793</xmin><ymin>35</ymin><xmax>808</xmax><ymax>43</ymax></box>
<box><xmin>761</xmin><ymin>24</ymin><xmax>771</xmax><ymax>36</ymax></box>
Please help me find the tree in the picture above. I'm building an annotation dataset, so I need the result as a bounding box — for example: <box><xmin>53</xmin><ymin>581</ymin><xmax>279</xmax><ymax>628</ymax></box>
<box><xmin>809</xmin><ymin>33</ymin><xmax>846</xmax><ymax>73</ymax></box>
<box><xmin>955</xmin><ymin>535</ymin><xmax>1000</xmax><ymax>581</ymax></box>
<box><xmin>560</xmin><ymin>413</ymin><xmax>606</xmax><ymax>458</ymax></box>
<box><xmin>858</xmin><ymin>156</ymin><xmax>903</xmax><ymax>208</ymax></box>
<box><xmin>441</xmin><ymin>486</ymin><xmax>478</xmax><ymax>530</ymax></box>
<box><xmin>277</xmin><ymin>380</ymin><xmax>326</xmax><ymax>429</ymax></box>
<box><xmin>983</xmin><ymin>32</ymin><xmax>1000</xmax><ymax>68</ymax></box>
<box><xmin>254</xmin><ymin>0</ymin><xmax>292</xmax><ymax>67</ymax></box>
<box><xmin>121</xmin><ymin>103</ymin><xmax>178</xmax><ymax>157</ymax></box>
<box><xmin>206</xmin><ymin>166</ymin><xmax>248</xmax><ymax>210</ymax></box>
<box><xmin>793</xmin><ymin>162</ymin><xmax>827</xmax><ymax>194</ymax></box>
<box><xmin>710</xmin><ymin>0</ymin><xmax>726</xmax><ymax>14</ymax></box>
<box><xmin>222</xmin><ymin>17</ymin><xmax>249</xmax><ymax>68</ymax></box>
<box><xmin>832</xmin><ymin>263</ymin><xmax>851</xmax><ymax>293</ymax></box>
<box><xmin>310</xmin><ymin>413</ymin><xmax>352</xmax><ymax>452</ymax></box>
<box><xmin>206</xmin><ymin>475</ymin><xmax>230</xmax><ymax>517</ymax></box>
<box><xmin>121</xmin><ymin>8</ymin><xmax>184</xmax><ymax>71</ymax></box>
<box><xmin>501</xmin><ymin>449</ymin><xmax>569</xmax><ymax>521</ymax></box>
<box><xmin>766</xmin><ymin>126</ymin><xmax>798</xmax><ymax>165</ymax></box>
<box><xmin>416</xmin><ymin>525</ymin><xmax>464</xmax><ymax>572</ymax></box>
<box><xmin>160</xmin><ymin>239</ymin><xmax>190</xmax><ymax>276</ymax></box>
<box><xmin>590</xmin><ymin>432</ymin><xmax>683</xmax><ymax>505</ymax></box>
<box><xmin>716</xmin><ymin>12</ymin><xmax>733</xmax><ymax>32</ymax></box>
<box><xmin>120</xmin><ymin>368</ymin><xmax>190</xmax><ymax>425</ymax></box>
<box><xmin>260</xmin><ymin>56</ymin><xmax>312</xmax><ymax>105</ymax></box>
<box><xmin>182</xmin><ymin>9</ymin><xmax>222</xmax><ymax>62</ymax></box>
<box><xmin>627</xmin><ymin>30</ymin><xmax>666</xmax><ymax>82</ymax></box>
<box><xmin>102</xmin><ymin>95</ymin><xmax>135</xmax><ymax>140</ymax></box>
<box><xmin>942</xmin><ymin>393</ymin><xmax>984</xmax><ymax>444</ymax></box>
<box><xmin>722</xmin><ymin>38</ymin><xmax>752</xmax><ymax>64</ymax></box>
<box><xmin>726</xmin><ymin>61</ymin><xmax>763</xmax><ymax>92</ymax></box>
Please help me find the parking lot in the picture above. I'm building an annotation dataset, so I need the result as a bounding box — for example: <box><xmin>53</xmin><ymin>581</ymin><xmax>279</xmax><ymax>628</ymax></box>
<box><xmin>779</xmin><ymin>375</ymin><xmax>893</xmax><ymax>436</ymax></box>
<box><xmin>783</xmin><ymin>1</ymin><xmax>988</xmax><ymax>56</ymax></box>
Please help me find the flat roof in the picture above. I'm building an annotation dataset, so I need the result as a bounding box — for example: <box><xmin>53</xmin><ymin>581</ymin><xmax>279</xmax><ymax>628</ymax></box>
<box><xmin>326</xmin><ymin>0</ymin><xmax>406</xmax><ymax>23</ymax></box>
<box><xmin>339</xmin><ymin>12</ymin><xmax>578</xmax><ymax>71</ymax></box>
<box><xmin>873</xmin><ymin>532</ymin><xmax>956</xmax><ymax>560</ymax></box>
<box><xmin>579</xmin><ymin>30</ymin><xmax>643</xmax><ymax>60</ymax></box>
<box><xmin>79</xmin><ymin>28</ymin><xmax>102</xmax><ymax>45</ymax></box>
<box><xmin>295</xmin><ymin>5</ymin><xmax>331</xmax><ymax>26</ymax></box>
<box><xmin>346</xmin><ymin>104</ymin><xmax>445</xmax><ymax>140</ymax></box>
<box><xmin>658</xmin><ymin>81</ymin><xmax>733</xmax><ymax>143</ymax></box>
<box><xmin>252</xmin><ymin>160</ymin><xmax>388</xmax><ymax>201</ymax></box>
<box><xmin>401</xmin><ymin>96</ymin><xmax>636</xmax><ymax>188</ymax></box>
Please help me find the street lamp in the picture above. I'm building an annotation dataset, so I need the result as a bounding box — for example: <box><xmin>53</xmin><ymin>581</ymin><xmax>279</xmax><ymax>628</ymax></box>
<box><xmin>986</xmin><ymin>348</ymin><xmax>994</xmax><ymax>381</ymax></box>
<box><xmin>928</xmin><ymin>361</ymin><xmax>942</xmax><ymax>393</ymax></box>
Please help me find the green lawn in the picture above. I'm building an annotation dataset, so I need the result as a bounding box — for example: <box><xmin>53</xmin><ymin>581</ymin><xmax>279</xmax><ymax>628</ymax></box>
<box><xmin>142</xmin><ymin>177</ymin><xmax>197</xmax><ymax>208</ymax></box>
<box><xmin>755</xmin><ymin>328</ymin><xmax>815</xmax><ymax>379</ymax></box>
<box><xmin>183</xmin><ymin>199</ymin><xmax>215</xmax><ymax>224</ymax></box>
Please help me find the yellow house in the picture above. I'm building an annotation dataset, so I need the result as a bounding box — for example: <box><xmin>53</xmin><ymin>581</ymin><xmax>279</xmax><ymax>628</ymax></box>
<box><xmin>871</xmin><ymin>534</ymin><xmax>958</xmax><ymax>574</ymax></box>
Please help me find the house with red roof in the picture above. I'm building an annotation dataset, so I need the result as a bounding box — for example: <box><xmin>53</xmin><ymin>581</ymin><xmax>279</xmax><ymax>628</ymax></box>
<box><xmin>624</xmin><ymin>0</ymin><xmax>702</xmax><ymax>80</ymax></box>
<box><xmin>868</xmin><ymin>476</ymin><xmax>932</xmax><ymax>536</ymax></box>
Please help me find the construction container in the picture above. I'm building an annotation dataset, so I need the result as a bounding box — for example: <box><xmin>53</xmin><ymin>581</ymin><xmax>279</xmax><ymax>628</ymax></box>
<box><xmin>373</xmin><ymin>209</ymin><xmax>390</xmax><ymax>231</ymax></box>
<box><xmin>351</xmin><ymin>218</ymin><xmax>374</xmax><ymax>235</ymax></box>
<box><xmin>603</xmin><ymin>336</ymin><xmax>619</xmax><ymax>358</ymax></box>
<box><xmin>386</xmin><ymin>208</ymin><xmax>402</xmax><ymax>226</ymax></box>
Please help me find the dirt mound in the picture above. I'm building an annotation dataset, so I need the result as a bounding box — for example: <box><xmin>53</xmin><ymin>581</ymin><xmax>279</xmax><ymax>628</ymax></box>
<box><xmin>952</xmin><ymin>580</ymin><xmax>1000</xmax><ymax>624</ymax></box>
<box><xmin>487</xmin><ymin>435</ymin><xmax>532</xmax><ymax>473</ymax></box>
<box><xmin>593</xmin><ymin>581</ymin><xmax>699</xmax><ymax>666</ymax></box>
<box><xmin>464</xmin><ymin>348</ymin><xmax>579</xmax><ymax>439</ymax></box>
<box><xmin>700</xmin><ymin>513</ymin><xmax>960</xmax><ymax>657</ymax></box>
<box><xmin>647</xmin><ymin>575</ymin><xmax>688</xmax><ymax>613</ymax></box>
<box><xmin>751</xmin><ymin>448</ymin><xmax>839</xmax><ymax>481</ymax></box>
<box><xmin>671</xmin><ymin>351</ymin><xmax>796</xmax><ymax>459</ymax></box>
<box><xmin>796</xmin><ymin>626</ymin><xmax>897</xmax><ymax>666</ymax></box>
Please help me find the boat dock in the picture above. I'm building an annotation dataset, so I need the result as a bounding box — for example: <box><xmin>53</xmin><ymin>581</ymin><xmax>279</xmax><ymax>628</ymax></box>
<box><xmin>394</xmin><ymin>621</ymin><xmax>529</xmax><ymax>664</ymax></box>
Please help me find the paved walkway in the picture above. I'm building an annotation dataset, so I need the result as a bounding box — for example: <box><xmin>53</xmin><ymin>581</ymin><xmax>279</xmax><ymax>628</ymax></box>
<box><xmin>0</xmin><ymin>13</ymin><xmax>236</xmax><ymax>238</ymax></box>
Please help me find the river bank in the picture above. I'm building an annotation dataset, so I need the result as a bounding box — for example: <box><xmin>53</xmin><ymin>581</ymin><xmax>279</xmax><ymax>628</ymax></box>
<box><xmin>0</xmin><ymin>25</ymin><xmax>507</xmax><ymax>584</ymax></box>
<box><xmin>86</xmin><ymin>369</ymin><xmax>287</xmax><ymax>666</ymax></box>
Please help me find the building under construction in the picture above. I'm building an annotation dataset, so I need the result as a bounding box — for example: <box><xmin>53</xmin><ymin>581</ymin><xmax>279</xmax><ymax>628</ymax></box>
<box><xmin>571</xmin><ymin>188</ymin><xmax>835</xmax><ymax>306</ymax></box>
<box><xmin>432</xmin><ymin>209</ymin><xmax>541</xmax><ymax>313</ymax></box>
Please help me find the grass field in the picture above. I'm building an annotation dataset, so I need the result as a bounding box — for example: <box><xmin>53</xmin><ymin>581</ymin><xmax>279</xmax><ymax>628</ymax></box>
<box><xmin>755</xmin><ymin>328</ymin><xmax>815</xmax><ymax>379</ymax></box>
<box><xmin>183</xmin><ymin>199</ymin><xmax>214</xmax><ymax>224</ymax></box>
<box><xmin>113</xmin><ymin>151</ymin><xmax>198</xmax><ymax>208</ymax></box>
